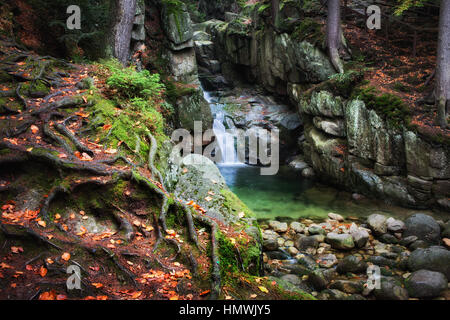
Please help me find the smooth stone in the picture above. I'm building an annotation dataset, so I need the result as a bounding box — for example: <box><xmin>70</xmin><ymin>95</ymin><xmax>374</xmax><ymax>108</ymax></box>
<box><xmin>367</xmin><ymin>214</ymin><xmax>388</xmax><ymax>235</ymax></box>
<box><xmin>316</xmin><ymin>254</ymin><xmax>338</xmax><ymax>268</ymax></box>
<box><xmin>336</xmin><ymin>255</ymin><xmax>368</xmax><ymax>274</ymax></box>
<box><xmin>330</xmin><ymin>280</ymin><xmax>364</xmax><ymax>294</ymax></box>
<box><xmin>263</xmin><ymin>238</ymin><xmax>278</xmax><ymax>251</ymax></box>
<box><xmin>373</xmin><ymin>277</ymin><xmax>409</xmax><ymax>300</ymax></box>
<box><xmin>379</xmin><ymin>233</ymin><xmax>399</xmax><ymax>244</ymax></box>
<box><xmin>295</xmin><ymin>236</ymin><xmax>319</xmax><ymax>251</ymax></box>
<box><xmin>326</xmin><ymin>233</ymin><xmax>355</xmax><ymax>250</ymax></box>
<box><xmin>403</xmin><ymin>213</ymin><xmax>441</xmax><ymax>245</ymax></box>
<box><xmin>386</xmin><ymin>217</ymin><xmax>405</xmax><ymax>233</ymax></box>
<box><xmin>405</xmin><ymin>270</ymin><xmax>448</xmax><ymax>298</ymax></box>
<box><xmin>408</xmin><ymin>246</ymin><xmax>450</xmax><ymax>278</ymax></box>
<box><xmin>308</xmin><ymin>224</ymin><xmax>327</xmax><ymax>235</ymax></box>
<box><xmin>349</xmin><ymin>223</ymin><xmax>370</xmax><ymax>248</ymax></box>
<box><xmin>290</xmin><ymin>221</ymin><xmax>305</xmax><ymax>233</ymax></box>
<box><xmin>269</xmin><ymin>220</ymin><xmax>288</xmax><ymax>233</ymax></box>
<box><xmin>296</xmin><ymin>254</ymin><xmax>319</xmax><ymax>271</ymax></box>
<box><xmin>328</xmin><ymin>212</ymin><xmax>344</xmax><ymax>222</ymax></box>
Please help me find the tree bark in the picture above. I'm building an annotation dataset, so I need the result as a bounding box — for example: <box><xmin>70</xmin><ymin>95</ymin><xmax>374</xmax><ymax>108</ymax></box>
<box><xmin>435</xmin><ymin>0</ymin><xmax>450</xmax><ymax>128</ymax></box>
<box><xmin>327</xmin><ymin>0</ymin><xmax>344</xmax><ymax>73</ymax></box>
<box><xmin>271</xmin><ymin>0</ymin><xmax>280</xmax><ymax>27</ymax></box>
<box><xmin>110</xmin><ymin>0</ymin><xmax>137</xmax><ymax>65</ymax></box>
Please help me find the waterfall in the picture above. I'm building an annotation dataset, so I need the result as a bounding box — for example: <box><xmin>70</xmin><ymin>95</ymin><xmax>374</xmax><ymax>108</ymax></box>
<box><xmin>203</xmin><ymin>89</ymin><xmax>242</xmax><ymax>165</ymax></box>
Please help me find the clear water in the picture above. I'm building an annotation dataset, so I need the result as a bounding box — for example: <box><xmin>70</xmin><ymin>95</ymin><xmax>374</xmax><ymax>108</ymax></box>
<box><xmin>218</xmin><ymin>164</ymin><xmax>443</xmax><ymax>221</ymax></box>
<box><xmin>204</xmin><ymin>88</ymin><xmax>444</xmax><ymax>222</ymax></box>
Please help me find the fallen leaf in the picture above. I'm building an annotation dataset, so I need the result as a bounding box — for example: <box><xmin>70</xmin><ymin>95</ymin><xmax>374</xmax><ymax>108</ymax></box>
<box><xmin>258</xmin><ymin>286</ymin><xmax>269</xmax><ymax>293</ymax></box>
<box><xmin>61</xmin><ymin>252</ymin><xmax>71</xmax><ymax>261</ymax></box>
<box><xmin>92</xmin><ymin>283</ymin><xmax>104</xmax><ymax>289</ymax></box>
<box><xmin>39</xmin><ymin>266</ymin><xmax>47</xmax><ymax>277</ymax></box>
<box><xmin>11</xmin><ymin>246</ymin><xmax>23</xmax><ymax>254</ymax></box>
<box><xmin>37</xmin><ymin>220</ymin><xmax>46</xmax><ymax>228</ymax></box>
<box><xmin>30</xmin><ymin>125</ymin><xmax>39</xmax><ymax>134</ymax></box>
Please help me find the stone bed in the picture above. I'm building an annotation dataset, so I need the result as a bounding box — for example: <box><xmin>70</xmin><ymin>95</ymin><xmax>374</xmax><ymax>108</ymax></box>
<box><xmin>261</xmin><ymin>213</ymin><xmax>450</xmax><ymax>300</ymax></box>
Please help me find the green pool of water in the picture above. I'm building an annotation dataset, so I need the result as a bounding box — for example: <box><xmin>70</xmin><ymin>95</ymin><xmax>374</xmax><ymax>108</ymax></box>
<box><xmin>218</xmin><ymin>164</ymin><xmax>442</xmax><ymax>221</ymax></box>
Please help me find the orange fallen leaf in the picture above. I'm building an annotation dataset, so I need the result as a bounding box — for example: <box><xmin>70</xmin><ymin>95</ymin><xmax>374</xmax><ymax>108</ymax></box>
<box><xmin>61</xmin><ymin>252</ymin><xmax>71</xmax><ymax>261</ymax></box>
<box><xmin>92</xmin><ymin>283</ymin><xmax>104</xmax><ymax>289</ymax></box>
<box><xmin>37</xmin><ymin>220</ymin><xmax>46</xmax><ymax>228</ymax></box>
<box><xmin>30</xmin><ymin>125</ymin><xmax>39</xmax><ymax>134</ymax></box>
<box><xmin>39</xmin><ymin>266</ymin><xmax>47</xmax><ymax>277</ymax></box>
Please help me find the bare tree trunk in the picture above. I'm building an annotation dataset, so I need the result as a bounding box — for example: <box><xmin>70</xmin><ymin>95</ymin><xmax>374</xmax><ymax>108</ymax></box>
<box><xmin>271</xmin><ymin>0</ymin><xmax>280</xmax><ymax>27</ymax></box>
<box><xmin>110</xmin><ymin>0</ymin><xmax>137</xmax><ymax>65</ymax></box>
<box><xmin>435</xmin><ymin>0</ymin><xmax>450</xmax><ymax>128</ymax></box>
<box><xmin>327</xmin><ymin>0</ymin><xmax>344</xmax><ymax>74</ymax></box>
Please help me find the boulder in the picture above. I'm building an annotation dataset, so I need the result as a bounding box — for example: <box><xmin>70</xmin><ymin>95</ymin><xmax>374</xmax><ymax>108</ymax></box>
<box><xmin>330</xmin><ymin>280</ymin><xmax>364</xmax><ymax>294</ymax></box>
<box><xmin>386</xmin><ymin>217</ymin><xmax>405</xmax><ymax>233</ymax></box>
<box><xmin>367</xmin><ymin>214</ymin><xmax>388</xmax><ymax>235</ymax></box>
<box><xmin>349</xmin><ymin>223</ymin><xmax>370</xmax><ymax>248</ymax></box>
<box><xmin>405</xmin><ymin>270</ymin><xmax>448</xmax><ymax>298</ymax></box>
<box><xmin>408</xmin><ymin>246</ymin><xmax>450</xmax><ymax>278</ymax></box>
<box><xmin>326</xmin><ymin>233</ymin><xmax>355</xmax><ymax>250</ymax></box>
<box><xmin>328</xmin><ymin>213</ymin><xmax>345</xmax><ymax>222</ymax></box>
<box><xmin>269</xmin><ymin>221</ymin><xmax>288</xmax><ymax>233</ymax></box>
<box><xmin>336</xmin><ymin>255</ymin><xmax>368</xmax><ymax>274</ymax></box>
<box><xmin>403</xmin><ymin>213</ymin><xmax>441</xmax><ymax>244</ymax></box>
<box><xmin>316</xmin><ymin>254</ymin><xmax>338</xmax><ymax>268</ymax></box>
<box><xmin>290</xmin><ymin>221</ymin><xmax>305</xmax><ymax>233</ymax></box>
<box><xmin>373</xmin><ymin>277</ymin><xmax>409</xmax><ymax>300</ymax></box>
<box><xmin>263</xmin><ymin>238</ymin><xmax>278</xmax><ymax>251</ymax></box>
<box><xmin>295</xmin><ymin>236</ymin><xmax>319</xmax><ymax>251</ymax></box>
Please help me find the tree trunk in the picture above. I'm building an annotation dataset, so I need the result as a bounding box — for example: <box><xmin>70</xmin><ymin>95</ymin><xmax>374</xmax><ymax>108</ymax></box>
<box><xmin>271</xmin><ymin>0</ymin><xmax>280</xmax><ymax>27</ymax></box>
<box><xmin>327</xmin><ymin>0</ymin><xmax>344</xmax><ymax>74</ymax></box>
<box><xmin>435</xmin><ymin>0</ymin><xmax>450</xmax><ymax>128</ymax></box>
<box><xmin>110</xmin><ymin>0</ymin><xmax>137</xmax><ymax>65</ymax></box>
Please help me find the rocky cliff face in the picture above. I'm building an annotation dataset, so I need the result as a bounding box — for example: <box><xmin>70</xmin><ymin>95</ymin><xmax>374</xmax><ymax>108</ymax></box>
<box><xmin>189</xmin><ymin>3</ymin><xmax>449</xmax><ymax>211</ymax></box>
<box><xmin>296</xmin><ymin>84</ymin><xmax>450</xmax><ymax>211</ymax></box>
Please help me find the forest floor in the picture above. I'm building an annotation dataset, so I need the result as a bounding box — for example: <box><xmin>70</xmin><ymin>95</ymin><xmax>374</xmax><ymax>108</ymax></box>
<box><xmin>343</xmin><ymin>18</ymin><xmax>450</xmax><ymax>140</ymax></box>
<box><xmin>0</xmin><ymin>39</ymin><xmax>313</xmax><ymax>301</ymax></box>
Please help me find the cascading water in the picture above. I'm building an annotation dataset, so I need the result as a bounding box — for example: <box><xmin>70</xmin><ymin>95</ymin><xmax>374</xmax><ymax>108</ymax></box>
<box><xmin>203</xmin><ymin>89</ymin><xmax>242</xmax><ymax>165</ymax></box>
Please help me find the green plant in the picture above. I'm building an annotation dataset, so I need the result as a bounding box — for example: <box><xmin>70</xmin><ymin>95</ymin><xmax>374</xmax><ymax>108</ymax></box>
<box><xmin>105</xmin><ymin>60</ymin><xmax>165</xmax><ymax>99</ymax></box>
<box><xmin>351</xmin><ymin>86</ymin><xmax>411</xmax><ymax>128</ymax></box>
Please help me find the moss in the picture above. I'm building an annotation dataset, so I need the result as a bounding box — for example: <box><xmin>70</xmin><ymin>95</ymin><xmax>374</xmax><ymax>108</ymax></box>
<box><xmin>291</xmin><ymin>17</ymin><xmax>325</xmax><ymax>47</ymax></box>
<box><xmin>351</xmin><ymin>86</ymin><xmax>411</xmax><ymax>129</ymax></box>
<box><xmin>220</xmin><ymin>188</ymin><xmax>255</xmax><ymax>219</ymax></box>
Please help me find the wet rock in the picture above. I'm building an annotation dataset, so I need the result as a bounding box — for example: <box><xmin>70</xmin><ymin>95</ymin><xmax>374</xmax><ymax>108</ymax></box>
<box><xmin>295</xmin><ymin>236</ymin><xmax>319</xmax><ymax>251</ymax></box>
<box><xmin>280</xmin><ymin>274</ymin><xmax>302</xmax><ymax>286</ymax></box>
<box><xmin>408</xmin><ymin>246</ymin><xmax>450</xmax><ymax>278</ymax></box>
<box><xmin>316</xmin><ymin>254</ymin><xmax>338</xmax><ymax>268</ymax></box>
<box><xmin>405</xmin><ymin>270</ymin><xmax>448</xmax><ymax>298</ymax></box>
<box><xmin>306</xmin><ymin>269</ymin><xmax>329</xmax><ymax>291</ymax></box>
<box><xmin>317</xmin><ymin>289</ymin><xmax>348</xmax><ymax>300</ymax></box>
<box><xmin>367</xmin><ymin>214</ymin><xmax>388</xmax><ymax>235</ymax></box>
<box><xmin>379</xmin><ymin>233</ymin><xmax>399</xmax><ymax>244</ymax></box>
<box><xmin>409</xmin><ymin>240</ymin><xmax>430</xmax><ymax>250</ymax></box>
<box><xmin>281</xmin><ymin>264</ymin><xmax>311</xmax><ymax>276</ymax></box>
<box><xmin>330</xmin><ymin>280</ymin><xmax>364</xmax><ymax>294</ymax></box>
<box><xmin>349</xmin><ymin>223</ymin><xmax>370</xmax><ymax>248</ymax></box>
<box><xmin>328</xmin><ymin>213</ymin><xmax>344</xmax><ymax>222</ymax></box>
<box><xmin>301</xmin><ymin>167</ymin><xmax>316</xmax><ymax>179</ymax></box>
<box><xmin>373</xmin><ymin>277</ymin><xmax>409</xmax><ymax>300</ymax></box>
<box><xmin>263</xmin><ymin>239</ymin><xmax>278</xmax><ymax>251</ymax></box>
<box><xmin>269</xmin><ymin>221</ymin><xmax>288</xmax><ymax>233</ymax></box>
<box><xmin>296</xmin><ymin>254</ymin><xmax>319</xmax><ymax>271</ymax></box>
<box><xmin>290</xmin><ymin>221</ymin><xmax>305</xmax><ymax>233</ymax></box>
<box><xmin>386</xmin><ymin>217</ymin><xmax>405</xmax><ymax>233</ymax></box>
<box><xmin>266</xmin><ymin>251</ymin><xmax>291</xmax><ymax>260</ymax></box>
<box><xmin>326</xmin><ymin>233</ymin><xmax>355</xmax><ymax>250</ymax></box>
<box><xmin>336</xmin><ymin>255</ymin><xmax>368</xmax><ymax>274</ymax></box>
<box><xmin>400</xmin><ymin>235</ymin><xmax>418</xmax><ymax>247</ymax></box>
<box><xmin>367</xmin><ymin>256</ymin><xmax>397</xmax><ymax>269</ymax></box>
<box><xmin>262</xmin><ymin>229</ymin><xmax>278</xmax><ymax>241</ymax></box>
<box><xmin>403</xmin><ymin>213</ymin><xmax>441</xmax><ymax>245</ymax></box>
<box><xmin>288</xmin><ymin>246</ymin><xmax>299</xmax><ymax>256</ymax></box>
<box><xmin>308</xmin><ymin>224</ymin><xmax>327</xmax><ymax>235</ymax></box>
